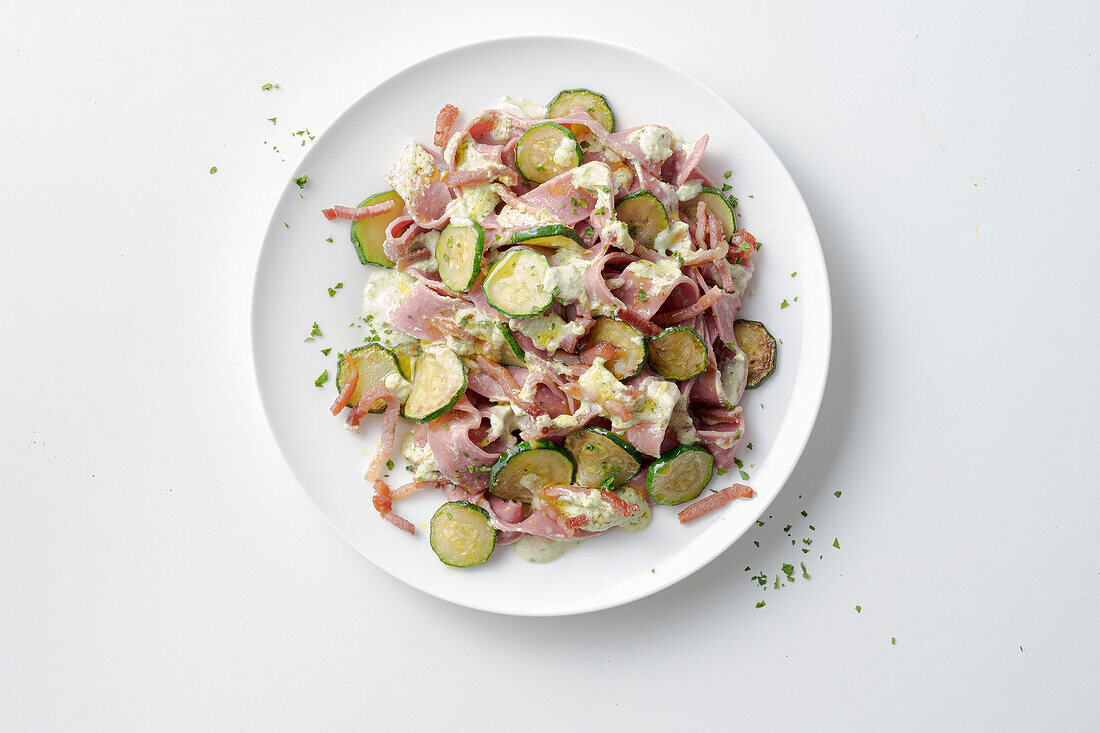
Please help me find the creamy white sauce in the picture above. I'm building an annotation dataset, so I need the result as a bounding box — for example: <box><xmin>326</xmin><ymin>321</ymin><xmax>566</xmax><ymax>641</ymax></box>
<box><xmin>385</xmin><ymin>142</ymin><xmax>438</xmax><ymax>207</ymax></box>
<box><xmin>512</xmin><ymin>535</ymin><xmax>585</xmax><ymax>563</ymax></box>
<box><xmin>499</xmin><ymin>96</ymin><xmax>547</xmax><ymax>119</ymax></box>
<box><xmin>362</xmin><ymin>270</ymin><xmax>417</xmax><ymax>349</ymax></box>
<box><xmin>496</xmin><ymin>204</ymin><xmax>561</xmax><ymax>229</ymax></box>
<box><xmin>676</xmin><ymin>179</ymin><xmax>704</xmax><ymax>201</ymax></box>
<box><xmin>627</xmin><ymin>125</ymin><xmax>674</xmax><ymax>164</ymax></box>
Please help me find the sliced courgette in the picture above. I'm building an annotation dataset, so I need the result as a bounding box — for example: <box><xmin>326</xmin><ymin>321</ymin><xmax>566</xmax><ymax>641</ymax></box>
<box><xmin>489</xmin><ymin>439</ymin><xmax>576</xmax><ymax>503</ymax></box>
<box><xmin>392</xmin><ymin>341</ymin><xmax>422</xmax><ymax>380</ymax></box>
<box><xmin>615</xmin><ymin>190</ymin><xmax>668</xmax><ymax>249</ymax></box>
<box><xmin>499</xmin><ymin>323</ymin><xmax>526</xmax><ymax>366</ymax></box>
<box><xmin>429</xmin><ymin>501</ymin><xmax>495</xmax><ymax>567</ymax></box>
<box><xmin>733</xmin><ymin>319</ymin><xmax>777</xmax><ymax>389</ymax></box>
<box><xmin>587</xmin><ymin>316</ymin><xmax>646</xmax><ymax>380</ymax></box>
<box><xmin>335</xmin><ymin>344</ymin><xmax>402</xmax><ymax>412</ymax></box>
<box><xmin>437</xmin><ymin>220</ymin><xmax>485</xmax><ymax>293</ymax></box>
<box><xmin>511</xmin><ymin>224</ymin><xmax>582</xmax><ymax>249</ymax></box>
<box><xmin>679</xmin><ymin>187</ymin><xmax>736</xmax><ymax>240</ymax></box>
<box><xmin>483</xmin><ymin>248</ymin><xmax>552</xmax><ymax>318</ymax></box>
<box><xmin>402</xmin><ymin>345</ymin><xmax>467</xmax><ymax>422</ymax></box>
<box><xmin>515</xmin><ymin>122</ymin><xmax>582</xmax><ymax>184</ymax></box>
<box><xmin>350</xmin><ymin>190</ymin><xmax>403</xmax><ymax>267</ymax></box>
<box><xmin>648</xmin><ymin>327</ymin><xmax>708</xmax><ymax>381</ymax></box>
<box><xmin>564</xmin><ymin>426</ymin><xmax>643</xmax><ymax>488</ymax></box>
<box><xmin>646</xmin><ymin>444</ymin><xmax>715</xmax><ymax>505</ymax></box>
<box><xmin>546</xmin><ymin>88</ymin><xmax>615</xmax><ymax>132</ymax></box>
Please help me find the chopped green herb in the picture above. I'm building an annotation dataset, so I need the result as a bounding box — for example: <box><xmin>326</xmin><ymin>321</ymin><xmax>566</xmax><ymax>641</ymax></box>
<box><xmin>753</xmin><ymin>540</ymin><xmax>759</xmax><ymax>548</ymax></box>
<box><xmin>385</xmin><ymin>459</ymin><xmax>394</xmax><ymax>470</ymax></box>
<box><xmin>284</xmin><ymin>222</ymin><xmax>290</xmax><ymax>229</ymax></box>
<box><xmin>747</xmin><ymin>442</ymin><xmax>753</xmax><ymax>450</ymax></box>
<box><xmin>261</xmin><ymin>82</ymin><xmax>279</xmax><ymax>91</ymax></box>
<box><xmin>832</xmin><ymin>537</ymin><xmax>840</xmax><ymax>549</ymax></box>
<box><xmin>594</xmin><ymin>184</ymin><xmax>610</xmax><ymax>193</ymax></box>
<box><xmin>834</xmin><ymin>490</ymin><xmax>842</xmax><ymax>498</ymax></box>
<box><xmin>327</xmin><ymin>282</ymin><xmax>344</xmax><ymax>298</ymax></box>
<box><xmin>783</xmin><ymin>524</ymin><xmax>792</xmax><ymax>533</ymax></box>
<box><xmin>781</xmin><ymin>563</ymin><xmax>795</xmax><ymax>581</ymax></box>
<box><xmin>790</xmin><ymin>272</ymin><xmax>797</xmax><ymax>277</ymax></box>
<box><xmin>756</xmin><ymin>520</ymin><xmax>765</xmax><ymax>527</ymax></box>
<box><xmin>755</xmin><ymin>600</ymin><xmax>765</xmax><ymax>608</ymax></box>
<box><xmin>716</xmin><ymin>468</ymin><xmax>730</xmax><ymax>476</ymax></box>
<box><xmin>809</xmin><ymin>525</ymin><xmax>815</xmax><ymax>531</ymax></box>
<box><xmin>325</xmin><ymin>237</ymin><xmax>334</xmax><ymax>243</ymax></box>
<box><xmin>855</xmin><ymin>605</ymin><xmax>862</xmax><ymax>613</ymax></box>
<box><xmin>734</xmin><ymin>458</ymin><xmax>744</xmax><ymax>469</ymax></box>
<box><xmin>314</xmin><ymin>370</ymin><xmax>328</xmax><ymax>387</ymax></box>
<box><xmin>891</xmin><ymin>637</ymin><xmax>896</xmax><ymax>645</ymax></box>
<box><xmin>209</xmin><ymin>166</ymin><xmax>217</xmax><ymax>174</ymax></box>
<box><xmin>780</xmin><ymin>299</ymin><xmax>789</xmax><ymax>309</ymax></box>
<box><xmin>268</xmin><ymin>117</ymin><xmax>277</xmax><ymax>125</ymax></box>
<box><xmin>293</xmin><ymin>175</ymin><xmax>308</xmax><ymax>189</ymax></box>
<box><xmin>721</xmin><ymin>183</ymin><xmax>732</xmax><ymax>192</ymax></box>
<box><xmin>723</xmin><ymin>170</ymin><xmax>732</xmax><ymax>179</ymax></box>
<box><xmin>800</xmin><ymin>510</ymin><xmax>807</xmax><ymax>517</ymax></box>
<box><xmin>739</xmin><ymin>470</ymin><xmax>750</xmax><ymax>481</ymax></box>
<box><xmin>801</xmin><ymin>562</ymin><xmax>810</xmax><ymax>579</ymax></box>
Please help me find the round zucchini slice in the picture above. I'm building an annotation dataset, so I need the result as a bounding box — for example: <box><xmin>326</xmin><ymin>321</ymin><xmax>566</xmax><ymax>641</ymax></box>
<box><xmin>489</xmin><ymin>439</ymin><xmax>576</xmax><ymax>503</ymax></box>
<box><xmin>647</xmin><ymin>444</ymin><xmax>715</xmax><ymax>506</ymax></box>
<box><xmin>391</xmin><ymin>341</ymin><xmax>422</xmax><ymax>380</ymax></box>
<box><xmin>335</xmin><ymin>344</ymin><xmax>402</xmax><ymax>412</ymax></box>
<box><xmin>515</xmin><ymin>122</ymin><xmax>582</xmax><ymax>184</ymax></box>
<box><xmin>587</xmin><ymin>316</ymin><xmax>646</xmax><ymax>380</ymax></box>
<box><xmin>498</xmin><ymin>323</ymin><xmax>526</xmax><ymax>367</ymax></box>
<box><xmin>615</xmin><ymin>190</ymin><xmax>668</xmax><ymax>249</ymax></box>
<box><xmin>437</xmin><ymin>220</ymin><xmax>485</xmax><ymax>293</ymax></box>
<box><xmin>546</xmin><ymin>88</ymin><xmax>615</xmax><ymax>132</ymax></box>
<box><xmin>402</xmin><ymin>345</ymin><xmax>467</xmax><ymax>422</ymax></box>
<box><xmin>679</xmin><ymin>186</ymin><xmax>736</xmax><ymax>240</ymax></box>
<box><xmin>483</xmin><ymin>248</ymin><xmax>552</xmax><ymax>318</ymax></box>
<box><xmin>648</xmin><ymin>327</ymin><xmax>708</xmax><ymax>381</ymax></box>
<box><xmin>511</xmin><ymin>224</ymin><xmax>582</xmax><ymax>249</ymax></box>
<box><xmin>564</xmin><ymin>427</ymin><xmax>643</xmax><ymax>488</ymax></box>
<box><xmin>429</xmin><ymin>501</ymin><xmax>495</xmax><ymax>567</ymax></box>
<box><xmin>350</xmin><ymin>190</ymin><xmax>403</xmax><ymax>267</ymax></box>
<box><xmin>733</xmin><ymin>319</ymin><xmax>777</xmax><ymax>389</ymax></box>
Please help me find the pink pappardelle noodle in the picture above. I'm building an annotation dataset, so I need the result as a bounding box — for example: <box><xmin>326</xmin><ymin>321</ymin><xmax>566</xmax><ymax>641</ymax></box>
<box><xmin>322</xmin><ymin>91</ymin><xmax>767</xmax><ymax>567</ymax></box>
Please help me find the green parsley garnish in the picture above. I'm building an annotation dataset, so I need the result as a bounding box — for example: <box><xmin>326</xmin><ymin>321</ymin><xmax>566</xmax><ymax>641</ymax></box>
<box><xmin>755</xmin><ymin>600</ymin><xmax>765</xmax><ymax>608</ymax></box>
<box><xmin>832</xmin><ymin>537</ymin><xmax>840</xmax><ymax>549</ymax></box>
<box><xmin>716</xmin><ymin>468</ymin><xmax>730</xmax><ymax>476</ymax></box>
<box><xmin>834</xmin><ymin>490</ymin><xmax>842</xmax><ymax>498</ymax></box>
<box><xmin>304</xmin><ymin>321</ymin><xmax>323</xmax><ymax>342</ymax></box>
<box><xmin>801</xmin><ymin>562</ymin><xmax>809</xmax><ymax>579</ymax></box>
<box><xmin>791</xmin><ymin>272</ymin><xmax>797</xmax><ymax>277</ymax></box>
<box><xmin>268</xmin><ymin>117</ymin><xmax>277</xmax><ymax>125</ymax></box>
<box><xmin>891</xmin><ymin>637</ymin><xmax>896</xmax><ymax>645</ymax></box>
<box><xmin>209</xmin><ymin>166</ymin><xmax>217</xmax><ymax>174</ymax></box>
<box><xmin>293</xmin><ymin>175</ymin><xmax>308</xmax><ymax>189</ymax></box>
<box><xmin>386</xmin><ymin>459</ymin><xmax>394</xmax><ymax>470</ymax></box>
<box><xmin>261</xmin><ymin>83</ymin><xmax>279</xmax><ymax>91</ymax></box>
<box><xmin>855</xmin><ymin>605</ymin><xmax>862</xmax><ymax>613</ymax></box>
<box><xmin>284</xmin><ymin>222</ymin><xmax>289</xmax><ymax>229</ymax></box>
<box><xmin>781</xmin><ymin>563</ymin><xmax>795</xmax><ymax>582</ymax></box>
<box><xmin>780</xmin><ymin>299</ymin><xmax>790</xmax><ymax>309</ymax></box>
<box><xmin>721</xmin><ymin>183</ymin><xmax>732</xmax><ymax>192</ymax></box>
<box><xmin>636</xmin><ymin>290</ymin><xmax>648</xmax><ymax>302</ymax></box>
<box><xmin>314</xmin><ymin>370</ymin><xmax>328</xmax><ymax>387</ymax></box>
<box><xmin>734</xmin><ymin>457</ymin><xmax>744</xmax><ymax>469</ymax></box>
<box><xmin>723</xmin><ymin>170</ymin><xmax>732</xmax><ymax>179</ymax></box>
<box><xmin>739</xmin><ymin>470</ymin><xmax>750</xmax><ymax>481</ymax></box>
<box><xmin>325</xmin><ymin>237</ymin><xmax>333</xmax><ymax>243</ymax></box>
<box><xmin>594</xmin><ymin>184</ymin><xmax>610</xmax><ymax>193</ymax></box>
<box><xmin>327</xmin><ymin>282</ymin><xmax>343</xmax><ymax>297</ymax></box>
<box><xmin>800</xmin><ymin>510</ymin><xmax>808</xmax><ymax>517</ymax></box>
<box><xmin>747</xmin><ymin>442</ymin><xmax>753</xmax><ymax>450</ymax></box>
<box><xmin>320</xmin><ymin>348</ymin><xmax>331</xmax><ymax>356</ymax></box>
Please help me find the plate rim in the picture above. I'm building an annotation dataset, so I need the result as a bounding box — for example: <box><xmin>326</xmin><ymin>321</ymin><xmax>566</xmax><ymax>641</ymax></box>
<box><xmin>250</xmin><ymin>33</ymin><xmax>832</xmax><ymax>616</ymax></box>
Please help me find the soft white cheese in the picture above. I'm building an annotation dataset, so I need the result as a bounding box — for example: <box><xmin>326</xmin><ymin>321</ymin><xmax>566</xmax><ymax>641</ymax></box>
<box><xmin>653</xmin><ymin>219</ymin><xmax>693</xmax><ymax>262</ymax></box>
<box><xmin>401</xmin><ymin>432</ymin><xmax>440</xmax><ymax>482</ymax></box>
<box><xmin>600</xmin><ymin>220</ymin><xmax>635</xmax><ymax>254</ymax></box>
<box><xmin>627</xmin><ymin>125</ymin><xmax>674</xmax><ymax>164</ymax></box>
<box><xmin>445</xmin><ymin>185</ymin><xmax>498</xmax><ymax>225</ymax></box>
<box><xmin>541</xmin><ymin>253</ymin><xmax>589</xmax><ymax>306</ymax></box>
<box><xmin>496</xmin><ymin>204</ymin><xmax>562</xmax><ymax>229</ymax></box>
<box><xmin>555</xmin><ymin>489</ymin><xmax>633</xmax><ymax>533</ymax></box>
<box><xmin>440</xmin><ymin>306</ymin><xmax>505</xmax><ymax>356</ymax></box>
<box><xmin>676</xmin><ymin>179</ymin><xmax>704</xmax><ymax>202</ymax></box>
<box><xmin>409</xmin><ymin>230</ymin><xmax>440</xmax><ymax>273</ymax></box>
<box><xmin>498</xmin><ymin>96</ymin><xmax>547</xmax><ymax>119</ymax></box>
<box><xmin>513</xmin><ymin>313</ymin><xmax>584</xmax><ymax>353</ymax></box>
<box><xmin>622</xmin><ymin>258</ymin><xmax>682</xmax><ymax>292</ymax></box>
<box><xmin>486</xmin><ymin>404</ymin><xmax>517</xmax><ymax>443</ymax></box>
<box><xmin>669</xmin><ymin>389</ymin><xmax>699</xmax><ymax>445</ymax></box>
<box><xmin>383</xmin><ymin>371</ymin><xmax>411</xmax><ymax>402</ymax></box>
<box><xmin>635</xmin><ymin>376</ymin><xmax>680</xmax><ymax>428</ymax></box>
<box><xmin>361</xmin><ymin>270</ymin><xmax>417</xmax><ymax>349</ymax></box>
<box><xmin>610</xmin><ymin>164</ymin><xmax>633</xmax><ymax>192</ymax></box>
<box><xmin>720</xmin><ymin>350</ymin><xmax>749</xmax><ymax>408</ymax></box>
<box><xmin>385</xmin><ymin>142</ymin><xmax>438</xmax><ymax>206</ymax></box>
<box><xmin>552</xmin><ymin>136</ymin><xmax>578</xmax><ymax>167</ymax></box>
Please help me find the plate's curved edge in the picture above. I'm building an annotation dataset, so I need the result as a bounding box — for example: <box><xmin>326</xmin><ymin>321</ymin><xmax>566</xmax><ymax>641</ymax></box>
<box><xmin>249</xmin><ymin>35</ymin><xmax>833</xmax><ymax>617</ymax></box>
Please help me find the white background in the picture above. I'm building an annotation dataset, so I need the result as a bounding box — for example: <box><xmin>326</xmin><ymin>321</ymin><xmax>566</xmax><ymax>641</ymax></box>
<box><xmin>2</xmin><ymin>1</ymin><xmax>1097</xmax><ymax>730</ymax></box>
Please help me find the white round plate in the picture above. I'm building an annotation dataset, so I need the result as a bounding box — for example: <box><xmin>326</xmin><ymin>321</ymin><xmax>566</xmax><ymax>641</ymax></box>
<box><xmin>252</xmin><ymin>36</ymin><xmax>830</xmax><ymax>616</ymax></box>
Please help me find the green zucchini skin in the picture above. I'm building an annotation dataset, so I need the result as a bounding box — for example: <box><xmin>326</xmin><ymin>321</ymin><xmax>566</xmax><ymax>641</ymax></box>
<box><xmin>564</xmin><ymin>426</ymin><xmax>643</xmax><ymax>488</ymax></box>
<box><xmin>429</xmin><ymin>501</ymin><xmax>495</xmax><ymax>567</ymax></box>
<box><xmin>586</xmin><ymin>317</ymin><xmax>646</xmax><ymax>380</ymax></box>
<box><xmin>647</xmin><ymin>444</ymin><xmax>714</xmax><ymax>505</ymax></box>
<box><xmin>546</xmin><ymin>89</ymin><xmax>615</xmax><ymax>132</ymax></box>
<box><xmin>511</xmin><ymin>224</ymin><xmax>582</xmax><ymax>248</ymax></box>
<box><xmin>515</xmin><ymin>122</ymin><xmax>582</xmax><ymax>184</ymax></box>
<box><xmin>733</xmin><ymin>319</ymin><xmax>777</xmax><ymax>389</ymax></box>
<box><xmin>679</xmin><ymin>187</ymin><xmax>736</xmax><ymax>240</ymax></box>
<box><xmin>615</xmin><ymin>190</ymin><xmax>668</xmax><ymax>249</ymax></box>
<box><xmin>351</xmin><ymin>190</ymin><xmax>403</xmax><ymax>267</ymax></box>
<box><xmin>648</xmin><ymin>327</ymin><xmax>708</xmax><ymax>381</ymax></box>
<box><xmin>335</xmin><ymin>344</ymin><xmax>402</xmax><ymax>412</ymax></box>
<box><xmin>437</xmin><ymin>220</ymin><xmax>485</xmax><ymax>293</ymax></box>
<box><xmin>483</xmin><ymin>248</ymin><xmax>553</xmax><ymax>318</ymax></box>
<box><xmin>489</xmin><ymin>439</ymin><xmax>576</xmax><ymax>502</ymax></box>
<box><xmin>401</xmin><ymin>346</ymin><xmax>467</xmax><ymax>423</ymax></box>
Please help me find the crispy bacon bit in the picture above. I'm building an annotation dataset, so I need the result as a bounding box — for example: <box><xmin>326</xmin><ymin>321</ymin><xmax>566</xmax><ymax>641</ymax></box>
<box><xmin>579</xmin><ymin>342</ymin><xmax>624</xmax><ymax>364</ymax></box>
<box><xmin>372</xmin><ymin>479</ymin><xmax>415</xmax><ymax>534</ymax></box>
<box><xmin>603</xmin><ymin>398</ymin><xmax>634</xmax><ymax>424</ymax></box>
<box><xmin>599</xmin><ymin>489</ymin><xmax>639</xmax><ymax>517</ymax></box>
<box><xmin>321</xmin><ymin>199</ymin><xmax>396</xmax><ymax>221</ymax></box>
<box><xmin>677</xmin><ymin>484</ymin><xmax>756</xmax><ymax>523</ymax></box>
<box><xmin>434</xmin><ymin>104</ymin><xmax>459</xmax><ymax>148</ymax></box>
<box><xmin>654</xmin><ymin>287</ymin><xmax>724</xmax><ymax>325</ymax></box>
<box><xmin>535</xmin><ymin>488</ymin><xmax>584</xmax><ymax>536</ymax></box>
<box><xmin>330</xmin><ymin>353</ymin><xmax>358</xmax><ymax>415</ymax></box>
<box><xmin>474</xmin><ymin>355</ymin><xmax>543</xmax><ymax>415</ymax></box>
<box><xmin>693</xmin><ymin>200</ymin><xmax>708</xmax><ymax>248</ymax></box>
<box><xmin>730</xmin><ymin>229</ymin><xmax>757</xmax><ymax>264</ymax></box>
<box><xmin>354</xmin><ymin>386</ymin><xmax>400</xmax><ymax>478</ymax></box>
<box><xmin>391</xmin><ymin>479</ymin><xmax>453</xmax><ymax>500</ymax></box>
<box><xmin>615</xmin><ymin>307</ymin><xmax>662</xmax><ymax>337</ymax></box>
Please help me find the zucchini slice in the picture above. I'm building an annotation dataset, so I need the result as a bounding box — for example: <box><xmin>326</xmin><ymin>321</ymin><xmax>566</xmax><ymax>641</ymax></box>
<box><xmin>648</xmin><ymin>327</ymin><xmax>708</xmax><ymax>381</ymax></box>
<box><xmin>499</xmin><ymin>323</ymin><xmax>526</xmax><ymax>366</ymax></box>
<box><xmin>335</xmin><ymin>344</ymin><xmax>402</xmax><ymax>412</ymax></box>
<box><xmin>515</xmin><ymin>122</ymin><xmax>582</xmax><ymax>184</ymax></box>
<box><xmin>511</xmin><ymin>224</ymin><xmax>582</xmax><ymax>249</ymax></box>
<box><xmin>436</xmin><ymin>220</ymin><xmax>485</xmax><ymax>293</ymax></box>
<box><xmin>392</xmin><ymin>341</ymin><xmax>421</xmax><ymax>380</ymax></box>
<box><xmin>733</xmin><ymin>319</ymin><xmax>777</xmax><ymax>389</ymax></box>
<box><xmin>679</xmin><ymin>186</ymin><xmax>736</xmax><ymax>240</ymax></box>
<box><xmin>402</xmin><ymin>345</ymin><xmax>467</xmax><ymax>422</ymax></box>
<box><xmin>587</xmin><ymin>316</ymin><xmax>646</xmax><ymax>380</ymax></box>
<box><xmin>489</xmin><ymin>439</ymin><xmax>576</xmax><ymax>503</ymax></box>
<box><xmin>615</xmin><ymin>190</ymin><xmax>668</xmax><ymax>249</ymax></box>
<box><xmin>350</xmin><ymin>190</ymin><xmax>404</xmax><ymax>267</ymax></box>
<box><xmin>430</xmin><ymin>501</ymin><xmax>495</xmax><ymax>567</ymax></box>
<box><xmin>647</xmin><ymin>444</ymin><xmax>715</xmax><ymax>505</ymax></box>
<box><xmin>546</xmin><ymin>88</ymin><xmax>615</xmax><ymax>132</ymax></box>
<box><xmin>564</xmin><ymin>426</ymin><xmax>643</xmax><ymax>488</ymax></box>
<box><xmin>483</xmin><ymin>248</ymin><xmax>552</xmax><ymax>318</ymax></box>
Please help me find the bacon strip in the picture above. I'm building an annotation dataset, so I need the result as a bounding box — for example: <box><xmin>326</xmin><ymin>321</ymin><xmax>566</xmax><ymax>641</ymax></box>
<box><xmin>677</xmin><ymin>484</ymin><xmax>756</xmax><ymax>523</ymax></box>
<box><xmin>354</xmin><ymin>386</ymin><xmax>400</xmax><ymax>478</ymax></box>
<box><xmin>615</xmin><ymin>307</ymin><xmax>662</xmax><ymax>337</ymax></box>
<box><xmin>473</xmin><ymin>355</ymin><xmax>544</xmax><ymax>415</ymax></box>
<box><xmin>330</xmin><ymin>353</ymin><xmax>358</xmax><ymax>415</ymax></box>
<box><xmin>654</xmin><ymin>287</ymin><xmax>723</xmax><ymax>325</ymax></box>
<box><xmin>441</xmin><ymin>167</ymin><xmax>518</xmax><ymax>187</ymax></box>
<box><xmin>730</xmin><ymin>228</ymin><xmax>757</xmax><ymax>265</ymax></box>
<box><xmin>391</xmin><ymin>479</ymin><xmax>453</xmax><ymax>500</ymax></box>
<box><xmin>434</xmin><ymin>104</ymin><xmax>459</xmax><ymax>148</ymax></box>
<box><xmin>579</xmin><ymin>342</ymin><xmax>623</xmax><ymax>364</ymax></box>
<box><xmin>599</xmin><ymin>489</ymin><xmax>639</xmax><ymax>517</ymax></box>
<box><xmin>372</xmin><ymin>479</ymin><xmax>415</xmax><ymax>534</ymax></box>
<box><xmin>321</xmin><ymin>199</ymin><xmax>396</xmax><ymax>221</ymax></box>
